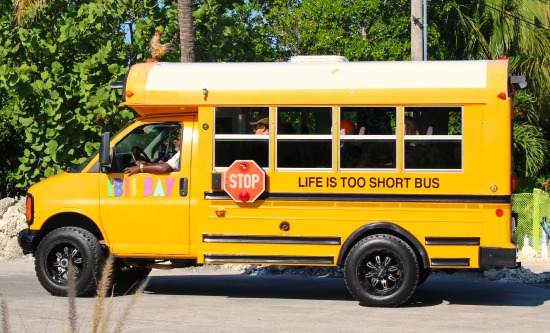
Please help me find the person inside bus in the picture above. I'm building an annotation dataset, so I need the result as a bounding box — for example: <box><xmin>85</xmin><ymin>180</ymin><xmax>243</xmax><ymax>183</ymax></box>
<box><xmin>249</xmin><ymin>117</ymin><xmax>269</xmax><ymax>167</ymax></box>
<box><xmin>340</xmin><ymin>119</ymin><xmax>361</xmax><ymax>167</ymax></box>
<box><xmin>340</xmin><ymin>118</ymin><xmax>356</xmax><ymax>135</ymax></box>
<box><xmin>124</xmin><ymin>134</ymin><xmax>181</xmax><ymax>175</ymax></box>
<box><xmin>404</xmin><ymin>116</ymin><xmax>418</xmax><ymax>135</ymax></box>
<box><xmin>250</xmin><ymin>117</ymin><xmax>269</xmax><ymax>135</ymax></box>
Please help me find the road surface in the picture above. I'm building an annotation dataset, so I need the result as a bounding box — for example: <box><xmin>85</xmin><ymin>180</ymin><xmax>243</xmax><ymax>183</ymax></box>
<box><xmin>1</xmin><ymin>260</ymin><xmax>549</xmax><ymax>332</ymax></box>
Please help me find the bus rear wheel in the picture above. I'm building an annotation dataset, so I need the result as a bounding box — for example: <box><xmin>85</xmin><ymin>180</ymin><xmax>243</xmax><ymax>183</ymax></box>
<box><xmin>344</xmin><ymin>234</ymin><xmax>419</xmax><ymax>307</ymax></box>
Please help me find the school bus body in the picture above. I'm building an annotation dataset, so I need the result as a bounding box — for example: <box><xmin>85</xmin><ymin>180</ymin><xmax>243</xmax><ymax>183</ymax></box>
<box><xmin>19</xmin><ymin>58</ymin><xmax>517</xmax><ymax>306</ymax></box>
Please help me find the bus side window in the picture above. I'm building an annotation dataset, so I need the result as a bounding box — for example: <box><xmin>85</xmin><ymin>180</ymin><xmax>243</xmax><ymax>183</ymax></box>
<box><xmin>214</xmin><ymin>107</ymin><xmax>270</xmax><ymax>169</ymax></box>
<box><xmin>404</xmin><ymin>106</ymin><xmax>462</xmax><ymax>170</ymax></box>
<box><xmin>276</xmin><ymin>107</ymin><xmax>332</xmax><ymax>169</ymax></box>
<box><xmin>340</xmin><ymin>107</ymin><xmax>397</xmax><ymax>169</ymax></box>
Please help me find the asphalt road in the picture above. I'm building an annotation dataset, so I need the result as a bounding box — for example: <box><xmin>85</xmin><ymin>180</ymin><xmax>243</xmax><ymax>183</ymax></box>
<box><xmin>1</xmin><ymin>260</ymin><xmax>549</xmax><ymax>333</ymax></box>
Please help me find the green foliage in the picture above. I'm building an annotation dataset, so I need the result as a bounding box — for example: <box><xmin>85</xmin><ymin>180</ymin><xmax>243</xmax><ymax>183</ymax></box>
<box><xmin>128</xmin><ymin>0</ymin><xmax>179</xmax><ymax>63</ymax></box>
<box><xmin>188</xmin><ymin>0</ymin><xmax>277</xmax><ymax>62</ymax></box>
<box><xmin>512</xmin><ymin>91</ymin><xmax>549</xmax><ymax>177</ymax></box>
<box><xmin>250</xmin><ymin>0</ymin><xmax>414</xmax><ymax>60</ymax></box>
<box><xmin>0</xmin><ymin>0</ymin><xmax>135</xmax><ymax>190</ymax></box>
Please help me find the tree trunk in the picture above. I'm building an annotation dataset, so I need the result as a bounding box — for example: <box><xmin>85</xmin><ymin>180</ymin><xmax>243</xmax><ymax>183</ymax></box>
<box><xmin>177</xmin><ymin>0</ymin><xmax>195</xmax><ymax>62</ymax></box>
<box><xmin>410</xmin><ymin>0</ymin><xmax>423</xmax><ymax>61</ymax></box>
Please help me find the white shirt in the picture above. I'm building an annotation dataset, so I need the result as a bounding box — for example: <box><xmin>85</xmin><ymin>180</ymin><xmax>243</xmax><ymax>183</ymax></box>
<box><xmin>166</xmin><ymin>151</ymin><xmax>180</xmax><ymax>170</ymax></box>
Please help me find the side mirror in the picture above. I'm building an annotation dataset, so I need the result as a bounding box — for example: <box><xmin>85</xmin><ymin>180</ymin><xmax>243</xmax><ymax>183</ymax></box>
<box><xmin>99</xmin><ymin>132</ymin><xmax>111</xmax><ymax>167</ymax></box>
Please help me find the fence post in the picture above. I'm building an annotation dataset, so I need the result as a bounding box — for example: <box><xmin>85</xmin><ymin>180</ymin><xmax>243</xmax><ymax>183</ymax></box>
<box><xmin>542</xmin><ymin>227</ymin><xmax>549</xmax><ymax>259</ymax></box>
<box><xmin>542</xmin><ymin>217</ymin><xmax>549</xmax><ymax>259</ymax></box>
<box><xmin>532</xmin><ymin>189</ymin><xmax>543</xmax><ymax>252</ymax></box>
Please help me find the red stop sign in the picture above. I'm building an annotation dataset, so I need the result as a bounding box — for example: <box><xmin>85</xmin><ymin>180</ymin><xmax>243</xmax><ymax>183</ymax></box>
<box><xmin>223</xmin><ymin>160</ymin><xmax>266</xmax><ymax>202</ymax></box>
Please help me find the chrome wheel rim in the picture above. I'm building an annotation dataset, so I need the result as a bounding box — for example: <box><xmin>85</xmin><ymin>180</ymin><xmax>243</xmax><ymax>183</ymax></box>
<box><xmin>357</xmin><ymin>249</ymin><xmax>404</xmax><ymax>296</ymax></box>
<box><xmin>46</xmin><ymin>243</ymin><xmax>83</xmax><ymax>285</ymax></box>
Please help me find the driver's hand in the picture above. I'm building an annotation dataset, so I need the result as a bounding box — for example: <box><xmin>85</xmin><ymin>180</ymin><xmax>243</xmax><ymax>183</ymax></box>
<box><xmin>124</xmin><ymin>166</ymin><xmax>139</xmax><ymax>175</ymax></box>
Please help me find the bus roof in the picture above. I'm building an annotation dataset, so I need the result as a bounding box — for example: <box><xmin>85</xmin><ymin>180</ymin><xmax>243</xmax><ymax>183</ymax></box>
<box><xmin>123</xmin><ymin>59</ymin><xmax>509</xmax><ymax>117</ymax></box>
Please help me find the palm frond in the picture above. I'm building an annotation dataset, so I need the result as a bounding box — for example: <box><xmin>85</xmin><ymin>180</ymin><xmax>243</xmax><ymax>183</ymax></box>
<box><xmin>513</xmin><ymin>123</ymin><xmax>549</xmax><ymax>176</ymax></box>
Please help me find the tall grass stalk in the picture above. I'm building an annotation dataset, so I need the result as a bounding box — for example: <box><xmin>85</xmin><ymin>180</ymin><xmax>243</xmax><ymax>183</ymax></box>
<box><xmin>112</xmin><ymin>281</ymin><xmax>148</xmax><ymax>333</ymax></box>
<box><xmin>67</xmin><ymin>261</ymin><xmax>77</xmax><ymax>333</ymax></box>
<box><xmin>99</xmin><ymin>292</ymin><xmax>115</xmax><ymax>333</ymax></box>
<box><xmin>89</xmin><ymin>254</ymin><xmax>147</xmax><ymax>333</ymax></box>
<box><xmin>1</xmin><ymin>293</ymin><xmax>9</xmax><ymax>333</ymax></box>
<box><xmin>91</xmin><ymin>254</ymin><xmax>114</xmax><ymax>333</ymax></box>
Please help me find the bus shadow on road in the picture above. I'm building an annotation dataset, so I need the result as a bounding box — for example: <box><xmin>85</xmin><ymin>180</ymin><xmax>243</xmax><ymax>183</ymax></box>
<box><xmin>143</xmin><ymin>274</ymin><xmax>354</xmax><ymax>301</ymax></box>
<box><xmin>142</xmin><ymin>273</ymin><xmax>550</xmax><ymax>307</ymax></box>
<box><xmin>407</xmin><ymin>275</ymin><xmax>550</xmax><ymax>307</ymax></box>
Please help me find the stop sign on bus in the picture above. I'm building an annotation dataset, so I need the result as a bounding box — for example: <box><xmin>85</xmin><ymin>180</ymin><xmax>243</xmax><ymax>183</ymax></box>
<box><xmin>223</xmin><ymin>160</ymin><xmax>266</xmax><ymax>202</ymax></box>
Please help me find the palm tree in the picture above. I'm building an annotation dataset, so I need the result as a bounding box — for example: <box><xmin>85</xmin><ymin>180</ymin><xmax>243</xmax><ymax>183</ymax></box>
<box><xmin>444</xmin><ymin>0</ymin><xmax>550</xmax><ymax>176</ymax></box>
<box><xmin>512</xmin><ymin>91</ymin><xmax>548</xmax><ymax>176</ymax></box>
<box><xmin>448</xmin><ymin>0</ymin><xmax>550</xmax><ymax>99</ymax></box>
<box><xmin>177</xmin><ymin>0</ymin><xmax>195</xmax><ymax>62</ymax></box>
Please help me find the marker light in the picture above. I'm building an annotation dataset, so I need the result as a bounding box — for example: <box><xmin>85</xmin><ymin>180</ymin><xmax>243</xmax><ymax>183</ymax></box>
<box><xmin>239</xmin><ymin>191</ymin><xmax>250</xmax><ymax>202</ymax></box>
<box><xmin>497</xmin><ymin>92</ymin><xmax>506</xmax><ymax>100</ymax></box>
<box><xmin>126</xmin><ymin>91</ymin><xmax>134</xmax><ymax>98</ymax></box>
<box><xmin>496</xmin><ymin>209</ymin><xmax>504</xmax><ymax>217</ymax></box>
<box><xmin>26</xmin><ymin>195</ymin><xmax>34</xmax><ymax>225</ymax></box>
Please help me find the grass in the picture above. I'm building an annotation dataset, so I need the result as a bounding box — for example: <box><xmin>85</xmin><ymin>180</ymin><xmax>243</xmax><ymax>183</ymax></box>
<box><xmin>0</xmin><ymin>254</ymin><xmax>147</xmax><ymax>333</ymax></box>
<box><xmin>1</xmin><ymin>292</ymin><xmax>9</xmax><ymax>333</ymax></box>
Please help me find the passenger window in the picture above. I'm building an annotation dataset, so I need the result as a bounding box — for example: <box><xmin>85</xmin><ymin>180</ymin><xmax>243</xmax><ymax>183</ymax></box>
<box><xmin>276</xmin><ymin>107</ymin><xmax>332</xmax><ymax>169</ymax></box>
<box><xmin>111</xmin><ymin>123</ymin><xmax>181</xmax><ymax>172</ymax></box>
<box><xmin>404</xmin><ymin>106</ymin><xmax>462</xmax><ymax>170</ymax></box>
<box><xmin>339</xmin><ymin>107</ymin><xmax>397</xmax><ymax>169</ymax></box>
<box><xmin>214</xmin><ymin>107</ymin><xmax>270</xmax><ymax>168</ymax></box>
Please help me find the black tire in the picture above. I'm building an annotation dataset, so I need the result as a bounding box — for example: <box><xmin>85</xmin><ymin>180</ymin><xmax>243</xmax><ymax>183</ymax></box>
<box><xmin>344</xmin><ymin>234</ymin><xmax>419</xmax><ymax>307</ymax></box>
<box><xmin>35</xmin><ymin>227</ymin><xmax>104</xmax><ymax>297</ymax></box>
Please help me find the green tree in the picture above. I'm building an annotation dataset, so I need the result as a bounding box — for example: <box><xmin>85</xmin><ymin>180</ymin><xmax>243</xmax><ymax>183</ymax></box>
<box><xmin>190</xmin><ymin>0</ymin><xmax>277</xmax><ymax>62</ymax></box>
<box><xmin>251</xmin><ymin>0</ymin><xmax>432</xmax><ymax>61</ymax></box>
<box><xmin>1</xmin><ymin>0</ymin><xmax>137</xmax><ymax>190</ymax></box>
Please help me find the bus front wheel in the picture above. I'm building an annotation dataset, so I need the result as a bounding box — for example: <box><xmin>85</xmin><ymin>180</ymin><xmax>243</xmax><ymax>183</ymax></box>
<box><xmin>35</xmin><ymin>227</ymin><xmax>104</xmax><ymax>297</ymax></box>
<box><xmin>344</xmin><ymin>234</ymin><xmax>419</xmax><ymax>307</ymax></box>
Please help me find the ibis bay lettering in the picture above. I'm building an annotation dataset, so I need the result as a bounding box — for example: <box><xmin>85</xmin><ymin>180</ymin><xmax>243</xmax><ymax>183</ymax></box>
<box><xmin>298</xmin><ymin>176</ymin><xmax>440</xmax><ymax>189</ymax></box>
<box><xmin>107</xmin><ymin>178</ymin><xmax>176</xmax><ymax>197</ymax></box>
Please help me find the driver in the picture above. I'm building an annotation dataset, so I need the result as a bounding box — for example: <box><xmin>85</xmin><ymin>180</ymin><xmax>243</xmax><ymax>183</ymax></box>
<box><xmin>124</xmin><ymin>135</ymin><xmax>181</xmax><ymax>175</ymax></box>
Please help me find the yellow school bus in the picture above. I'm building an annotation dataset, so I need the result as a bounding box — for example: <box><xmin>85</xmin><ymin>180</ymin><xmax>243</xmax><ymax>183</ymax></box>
<box><xmin>18</xmin><ymin>56</ymin><xmax>520</xmax><ymax>307</ymax></box>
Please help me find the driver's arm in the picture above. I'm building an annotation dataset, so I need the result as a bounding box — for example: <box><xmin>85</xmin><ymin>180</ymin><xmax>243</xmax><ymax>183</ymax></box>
<box><xmin>124</xmin><ymin>161</ymin><xmax>174</xmax><ymax>175</ymax></box>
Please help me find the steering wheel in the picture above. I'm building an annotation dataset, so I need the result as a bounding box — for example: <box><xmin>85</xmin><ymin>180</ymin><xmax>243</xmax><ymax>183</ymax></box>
<box><xmin>131</xmin><ymin>146</ymin><xmax>151</xmax><ymax>164</ymax></box>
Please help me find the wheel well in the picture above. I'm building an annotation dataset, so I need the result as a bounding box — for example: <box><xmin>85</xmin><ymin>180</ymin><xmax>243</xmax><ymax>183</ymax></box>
<box><xmin>337</xmin><ymin>222</ymin><xmax>429</xmax><ymax>270</ymax></box>
<box><xmin>32</xmin><ymin>213</ymin><xmax>104</xmax><ymax>252</ymax></box>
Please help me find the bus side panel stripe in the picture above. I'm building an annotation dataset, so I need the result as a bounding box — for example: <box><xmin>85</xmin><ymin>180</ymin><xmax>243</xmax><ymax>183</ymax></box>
<box><xmin>425</xmin><ymin>237</ymin><xmax>481</xmax><ymax>245</ymax></box>
<box><xmin>431</xmin><ymin>258</ymin><xmax>470</xmax><ymax>266</ymax></box>
<box><xmin>204</xmin><ymin>254</ymin><xmax>334</xmax><ymax>265</ymax></box>
<box><xmin>204</xmin><ymin>191</ymin><xmax>511</xmax><ymax>204</ymax></box>
<box><xmin>203</xmin><ymin>234</ymin><xmax>341</xmax><ymax>245</ymax></box>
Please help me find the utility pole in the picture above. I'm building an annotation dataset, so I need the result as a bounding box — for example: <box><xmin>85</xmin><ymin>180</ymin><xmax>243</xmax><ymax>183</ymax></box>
<box><xmin>411</xmin><ymin>0</ymin><xmax>423</xmax><ymax>61</ymax></box>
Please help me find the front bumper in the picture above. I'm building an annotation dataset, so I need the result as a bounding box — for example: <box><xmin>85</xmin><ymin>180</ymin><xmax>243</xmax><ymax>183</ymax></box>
<box><xmin>18</xmin><ymin>228</ymin><xmax>35</xmax><ymax>254</ymax></box>
<box><xmin>479</xmin><ymin>246</ymin><xmax>517</xmax><ymax>268</ymax></box>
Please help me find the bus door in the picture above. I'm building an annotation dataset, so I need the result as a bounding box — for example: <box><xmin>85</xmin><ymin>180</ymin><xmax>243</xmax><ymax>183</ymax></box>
<box><xmin>99</xmin><ymin>116</ymin><xmax>194</xmax><ymax>255</ymax></box>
